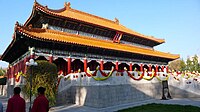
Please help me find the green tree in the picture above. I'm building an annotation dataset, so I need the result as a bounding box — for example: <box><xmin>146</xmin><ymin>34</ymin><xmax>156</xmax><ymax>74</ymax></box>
<box><xmin>191</xmin><ymin>55</ymin><xmax>200</xmax><ymax>72</ymax></box>
<box><xmin>168</xmin><ymin>59</ymin><xmax>185</xmax><ymax>71</ymax></box>
<box><xmin>168</xmin><ymin>55</ymin><xmax>200</xmax><ymax>72</ymax></box>
<box><xmin>0</xmin><ymin>68</ymin><xmax>6</xmax><ymax>76</ymax></box>
<box><xmin>186</xmin><ymin>57</ymin><xmax>192</xmax><ymax>71</ymax></box>
<box><xmin>185</xmin><ymin>55</ymin><xmax>200</xmax><ymax>72</ymax></box>
<box><xmin>23</xmin><ymin>60</ymin><xmax>58</xmax><ymax>106</ymax></box>
<box><xmin>186</xmin><ymin>55</ymin><xmax>200</xmax><ymax>72</ymax></box>
<box><xmin>180</xmin><ymin>59</ymin><xmax>186</xmax><ymax>71</ymax></box>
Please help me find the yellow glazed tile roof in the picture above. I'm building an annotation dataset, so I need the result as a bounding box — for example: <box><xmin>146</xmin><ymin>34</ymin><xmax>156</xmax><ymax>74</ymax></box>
<box><xmin>16</xmin><ymin>24</ymin><xmax>179</xmax><ymax>60</ymax></box>
<box><xmin>25</xmin><ymin>2</ymin><xmax>165</xmax><ymax>44</ymax></box>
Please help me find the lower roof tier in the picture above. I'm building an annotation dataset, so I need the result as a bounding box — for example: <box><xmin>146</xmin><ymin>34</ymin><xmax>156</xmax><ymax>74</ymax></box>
<box><xmin>1</xmin><ymin>24</ymin><xmax>179</xmax><ymax>64</ymax></box>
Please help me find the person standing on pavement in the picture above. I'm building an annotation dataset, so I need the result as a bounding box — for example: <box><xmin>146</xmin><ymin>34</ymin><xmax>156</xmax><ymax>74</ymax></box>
<box><xmin>6</xmin><ymin>87</ymin><xmax>26</xmax><ymax>112</ymax></box>
<box><xmin>31</xmin><ymin>87</ymin><xmax>49</xmax><ymax>112</ymax></box>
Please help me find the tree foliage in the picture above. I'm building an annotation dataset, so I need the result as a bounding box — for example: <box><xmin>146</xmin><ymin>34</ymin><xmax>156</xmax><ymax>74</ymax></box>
<box><xmin>168</xmin><ymin>59</ymin><xmax>186</xmax><ymax>71</ymax></box>
<box><xmin>22</xmin><ymin>60</ymin><xmax>58</xmax><ymax>106</ymax></box>
<box><xmin>0</xmin><ymin>68</ymin><xmax>6</xmax><ymax>76</ymax></box>
<box><xmin>185</xmin><ymin>55</ymin><xmax>200</xmax><ymax>72</ymax></box>
<box><xmin>168</xmin><ymin>55</ymin><xmax>200</xmax><ymax>72</ymax></box>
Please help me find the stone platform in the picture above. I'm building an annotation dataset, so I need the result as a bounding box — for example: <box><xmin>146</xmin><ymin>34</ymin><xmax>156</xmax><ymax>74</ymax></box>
<box><xmin>57</xmin><ymin>71</ymin><xmax>200</xmax><ymax>108</ymax></box>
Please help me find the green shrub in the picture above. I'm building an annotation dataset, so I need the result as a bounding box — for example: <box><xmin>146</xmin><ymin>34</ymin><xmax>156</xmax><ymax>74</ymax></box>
<box><xmin>0</xmin><ymin>68</ymin><xmax>6</xmax><ymax>76</ymax></box>
<box><xmin>23</xmin><ymin>60</ymin><xmax>57</xmax><ymax>106</ymax></box>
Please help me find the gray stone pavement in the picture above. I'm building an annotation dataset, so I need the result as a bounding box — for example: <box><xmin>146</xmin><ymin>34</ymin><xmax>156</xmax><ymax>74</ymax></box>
<box><xmin>49</xmin><ymin>98</ymin><xmax>200</xmax><ymax>112</ymax></box>
<box><xmin>0</xmin><ymin>95</ymin><xmax>200</xmax><ymax>112</ymax></box>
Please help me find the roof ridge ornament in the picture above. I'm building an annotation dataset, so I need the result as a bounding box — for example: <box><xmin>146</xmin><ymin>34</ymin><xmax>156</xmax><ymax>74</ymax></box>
<box><xmin>14</xmin><ymin>21</ymin><xmax>19</xmax><ymax>31</ymax></box>
<box><xmin>64</xmin><ymin>2</ymin><xmax>71</xmax><ymax>9</ymax></box>
<box><xmin>33</xmin><ymin>0</ymin><xmax>37</xmax><ymax>7</ymax></box>
<box><xmin>28</xmin><ymin>24</ymin><xmax>33</xmax><ymax>29</ymax></box>
<box><xmin>42</xmin><ymin>23</ymin><xmax>48</xmax><ymax>29</ymax></box>
<box><xmin>45</xmin><ymin>5</ymin><xmax>48</xmax><ymax>9</ymax></box>
<box><xmin>15</xmin><ymin>21</ymin><xmax>19</xmax><ymax>26</ymax></box>
<box><xmin>114</xmin><ymin>18</ymin><xmax>119</xmax><ymax>24</ymax></box>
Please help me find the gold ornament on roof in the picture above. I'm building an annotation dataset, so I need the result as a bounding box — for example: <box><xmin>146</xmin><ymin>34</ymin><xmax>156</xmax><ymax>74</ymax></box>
<box><xmin>42</xmin><ymin>23</ymin><xmax>48</xmax><ymax>29</ymax></box>
<box><xmin>65</xmin><ymin>2</ymin><xmax>71</xmax><ymax>9</ymax></box>
<box><xmin>114</xmin><ymin>18</ymin><xmax>119</xmax><ymax>24</ymax></box>
<box><xmin>28</xmin><ymin>24</ymin><xmax>33</xmax><ymax>29</ymax></box>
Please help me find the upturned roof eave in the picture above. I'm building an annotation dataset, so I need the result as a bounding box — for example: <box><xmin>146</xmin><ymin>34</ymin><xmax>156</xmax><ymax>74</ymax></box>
<box><xmin>1</xmin><ymin>37</ymin><xmax>16</xmax><ymax>63</ymax></box>
<box><xmin>15</xmin><ymin>24</ymin><xmax>179</xmax><ymax>61</ymax></box>
<box><xmin>24</xmin><ymin>1</ymin><xmax>165</xmax><ymax>45</ymax></box>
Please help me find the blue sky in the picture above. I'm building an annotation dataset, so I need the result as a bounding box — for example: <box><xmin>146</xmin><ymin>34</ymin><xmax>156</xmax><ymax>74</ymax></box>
<box><xmin>0</xmin><ymin>0</ymin><xmax>200</xmax><ymax>68</ymax></box>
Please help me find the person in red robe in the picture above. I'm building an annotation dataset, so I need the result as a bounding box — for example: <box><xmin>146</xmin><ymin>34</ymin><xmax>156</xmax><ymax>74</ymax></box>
<box><xmin>6</xmin><ymin>87</ymin><xmax>26</xmax><ymax>112</ymax></box>
<box><xmin>31</xmin><ymin>87</ymin><xmax>49</xmax><ymax>112</ymax></box>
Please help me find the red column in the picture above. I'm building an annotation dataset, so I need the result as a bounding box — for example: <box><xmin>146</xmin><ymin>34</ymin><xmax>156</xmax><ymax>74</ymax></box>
<box><xmin>140</xmin><ymin>64</ymin><xmax>143</xmax><ymax>72</ymax></box>
<box><xmin>155</xmin><ymin>65</ymin><xmax>158</xmax><ymax>76</ymax></box>
<box><xmin>67</xmin><ymin>57</ymin><xmax>71</xmax><ymax>74</ymax></box>
<box><xmin>11</xmin><ymin>66</ymin><xmax>14</xmax><ymax>79</ymax></box>
<box><xmin>15</xmin><ymin>63</ymin><xmax>18</xmax><ymax>75</ymax></box>
<box><xmin>10</xmin><ymin>66</ymin><xmax>12</xmax><ymax>78</ymax></box>
<box><xmin>148</xmin><ymin>64</ymin><xmax>152</xmax><ymax>76</ymax></box>
<box><xmin>13</xmin><ymin>65</ymin><xmax>16</xmax><ymax>77</ymax></box>
<box><xmin>84</xmin><ymin>58</ymin><xmax>87</xmax><ymax>72</ymax></box>
<box><xmin>166</xmin><ymin>65</ymin><xmax>168</xmax><ymax>73</ymax></box>
<box><xmin>100</xmin><ymin>59</ymin><xmax>104</xmax><ymax>70</ymax></box>
<box><xmin>129</xmin><ymin>63</ymin><xmax>132</xmax><ymax>71</ymax></box>
<box><xmin>149</xmin><ymin>64</ymin><xmax>152</xmax><ymax>71</ymax></box>
<box><xmin>162</xmin><ymin>66</ymin><xmax>164</xmax><ymax>72</ymax></box>
<box><xmin>49</xmin><ymin>55</ymin><xmax>53</xmax><ymax>63</ymax></box>
<box><xmin>115</xmin><ymin>61</ymin><xmax>118</xmax><ymax>71</ymax></box>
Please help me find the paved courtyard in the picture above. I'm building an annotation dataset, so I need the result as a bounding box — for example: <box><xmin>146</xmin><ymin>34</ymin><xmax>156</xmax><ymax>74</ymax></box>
<box><xmin>1</xmin><ymin>95</ymin><xmax>199</xmax><ymax>112</ymax></box>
